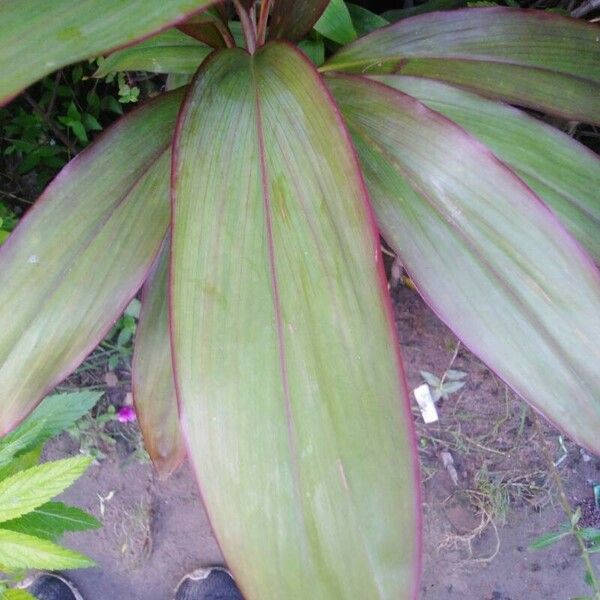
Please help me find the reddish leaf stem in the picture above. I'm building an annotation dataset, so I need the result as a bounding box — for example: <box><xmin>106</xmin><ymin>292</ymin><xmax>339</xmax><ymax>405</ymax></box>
<box><xmin>233</xmin><ymin>0</ymin><xmax>257</xmax><ymax>54</ymax></box>
<box><xmin>257</xmin><ymin>0</ymin><xmax>272</xmax><ymax>46</ymax></box>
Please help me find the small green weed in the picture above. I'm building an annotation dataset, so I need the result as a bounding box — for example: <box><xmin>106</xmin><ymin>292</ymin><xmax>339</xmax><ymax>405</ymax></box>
<box><xmin>529</xmin><ymin>508</ymin><xmax>600</xmax><ymax>600</ymax></box>
<box><xmin>0</xmin><ymin>61</ymin><xmax>123</xmax><ymax>192</ymax></box>
<box><xmin>66</xmin><ymin>404</ymin><xmax>119</xmax><ymax>462</ymax></box>
<box><xmin>420</xmin><ymin>368</ymin><xmax>468</xmax><ymax>403</ymax></box>
<box><xmin>0</xmin><ymin>392</ymin><xmax>103</xmax><ymax>595</ymax></box>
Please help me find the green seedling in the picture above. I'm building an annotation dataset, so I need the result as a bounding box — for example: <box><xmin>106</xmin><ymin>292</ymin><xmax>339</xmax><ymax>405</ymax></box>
<box><xmin>420</xmin><ymin>369</ymin><xmax>468</xmax><ymax>402</ymax></box>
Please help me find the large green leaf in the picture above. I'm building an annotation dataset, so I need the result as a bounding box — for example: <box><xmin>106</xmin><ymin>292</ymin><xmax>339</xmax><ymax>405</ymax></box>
<box><xmin>269</xmin><ymin>0</ymin><xmax>331</xmax><ymax>41</ymax></box>
<box><xmin>171</xmin><ymin>44</ymin><xmax>420</xmax><ymax>599</ymax></box>
<box><xmin>328</xmin><ymin>73</ymin><xmax>600</xmax><ymax>454</ymax></box>
<box><xmin>322</xmin><ymin>8</ymin><xmax>600</xmax><ymax>123</ymax></box>
<box><xmin>0</xmin><ymin>0</ymin><xmax>214</xmax><ymax>105</ymax></box>
<box><xmin>347</xmin><ymin>4</ymin><xmax>389</xmax><ymax>36</ymax></box>
<box><xmin>132</xmin><ymin>240</ymin><xmax>185</xmax><ymax>479</ymax></box>
<box><xmin>0</xmin><ymin>456</ymin><xmax>91</xmax><ymax>523</ymax></box>
<box><xmin>314</xmin><ymin>0</ymin><xmax>357</xmax><ymax>45</ymax></box>
<box><xmin>94</xmin><ymin>30</ymin><xmax>212</xmax><ymax>77</ymax></box>
<box><xmin>380</xmin><ymin>76</ymin><xmax>600</xmax><ymax>263</ymax></box>
<box><xmin>0</xmin><ymin>529</ymin><xmax>93</xmax><ymax>570</ymax></box>
<box><xmin>0</xmin><ymin>91</ymin><xmax>182</xmax><ymax>434</ymax></box>
<box><xmin>382</xmin><ymin>0</ymin><xmax>467</xmax><ymax>21</ymax></box>
<box><xmin>1</xmin><ymin>501</ymin><xmax>100</xmax><ymax>541</ymax></box>
<box><xmin>0</xmin><ymin>392</ymin><xmax>102</xmax><ymax>463</ymax></box>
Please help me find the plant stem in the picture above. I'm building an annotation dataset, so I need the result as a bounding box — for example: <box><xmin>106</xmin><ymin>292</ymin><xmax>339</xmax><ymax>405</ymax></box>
<box><xmin>46</xmin><ymin>70</ymin><xmax>62</xmax><ymax>118</ymax></box>
<box><xmin>533</xmin><ymin>413</ymin><xmax>600</xmax><ymax>598</ymax></box>
<box><xmin>257</xmin><ymin>0</ymin><xmax>272</xmax><ymax>45</ymax></box>
<box><xmin>214</xmin><ymin>19</ymin><xmax>236</xmax><ymax>48</ymax></box>
<box><xmin>233</xmin><ymin>0</ymin><xmax>257</xmax><ymax>54</ymax></box>
<box><xmin>0</xmin><ymin>190</ymin><xmax>33</xmax><ymax>205</ymax></box>
<box><xmin>439</xmin><ymin>340</ymin><xmax>461</xmax><ymax>387</ymax></box>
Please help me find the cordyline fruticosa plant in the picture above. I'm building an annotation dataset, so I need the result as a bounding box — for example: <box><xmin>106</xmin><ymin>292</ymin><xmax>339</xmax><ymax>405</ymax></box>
<box><xmin>0</xmin><ymin>0</ymin><xmax>599</xmax><ymax>598</ymax></box>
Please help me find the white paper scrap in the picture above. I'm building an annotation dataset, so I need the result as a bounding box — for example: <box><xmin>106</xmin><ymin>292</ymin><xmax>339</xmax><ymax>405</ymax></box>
<box><xmin>414</xmin><ymin>384</ymin><xmax>438</xmax><ymax>424</ymax></box>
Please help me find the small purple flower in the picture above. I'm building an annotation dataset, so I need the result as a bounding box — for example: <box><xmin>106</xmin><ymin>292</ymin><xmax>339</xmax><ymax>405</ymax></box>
<box><xmin>117</xmin><ymin>405</ymin><xmax>137</xmax><ymax>423</ymax></box>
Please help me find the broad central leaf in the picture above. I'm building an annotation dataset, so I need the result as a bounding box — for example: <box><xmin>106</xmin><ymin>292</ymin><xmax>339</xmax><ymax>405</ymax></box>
<box><xmin>171</xmin><ymin>44</ymin><xmax>420</xmax><ymax>600</ymax></box>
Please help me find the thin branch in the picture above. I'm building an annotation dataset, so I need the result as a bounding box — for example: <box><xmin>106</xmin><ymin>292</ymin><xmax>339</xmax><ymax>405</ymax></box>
<box><xmin>233</xmin><ymin>0</ymin><xmax>257</xmax><ymax>54</ymax></box>
<box><xmin>257</xmin><ymin>0</ymin><xmax>273</xmax><ymax>46</ymax></box>
<box><xmin>23</xmin><ymin>92</ymin><xmax>77</xmax><ymax>155</ymax></box>
<box><xmin>46</xmin><ymin>70</ymin><xmax>62</xmax><ymax>118</ymax></box>
<box><xmin>0</xmin><ymin>190</ymin><xmax>33</xmax><ymax>205</ymax></box>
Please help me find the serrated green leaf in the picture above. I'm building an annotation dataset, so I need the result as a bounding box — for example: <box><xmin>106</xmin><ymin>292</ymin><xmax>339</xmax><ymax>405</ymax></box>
<box><xmin>0</xmin><ymin>0</ymin><xmax>215</xmax><ymax>105</ymax></box>
<box><xmin>328</xmin><ymin>73</ymin><xmax>600</xmax><ymax>454</ymax></box>
<box><xmin>1</xmin><ymin>501</ymin><xmax>100</xmax><ymax>541</ymax></box>
<box><xmin>0</xmin><ymin>422</ymin><xmax>45</xmax><ymax>469</ymax></box>
<box><xmin>382</xmin><ymin>76</ymin><xmax>600</xmax><ymax>263</ymax></box>
<box><xmin>0</xmin><ymin>446</ymin><xmax>42</xmax><ymax>483</ymax></box>
<box><xmin>93</xmin><ymin>30</ymin><xmax>212</xmax><ymax>77</ymax></box>
<box><xmin>0</xmin><ymin>392</ymin><xmax>102</xmax><ymax>460</ymax></box>
<box><xmin>314</xmin><ymin>0</ymin><xmax>357</xmax><ymax>45</ymax></box>
<box><xmin>0</xmin><ymin>456</ymin><xmax>91</xmax><ymax>523</ymax></box>
<box><xmin>171</xmin><ymin>43</ymin><xmax>420</xmax><ymax>599</ymax></box>
<box><xmin>323</xmin><ymin>8</ymin><xmax>600</xmax><ymax>123</ymax></box>
<box><xmin>132</xmin><ymin>241</ymin><xmax>185</xmax><ymax>479</ymax></box>
<box><xmin>0</xmin><ymin>528</ymin><xmax>93</xmax><ymax>570</ymax></box>
<box><xmin>0</xmin><ymin>90</ymin><xmax>183</xmax><ymax>433</ymax></box>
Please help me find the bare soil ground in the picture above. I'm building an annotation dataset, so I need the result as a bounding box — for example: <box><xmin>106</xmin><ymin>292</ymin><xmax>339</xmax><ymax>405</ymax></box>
<box><xmin>47</xmin><ymin>284</ymin><xmax>600</xmax><ymax>600</ymax></box>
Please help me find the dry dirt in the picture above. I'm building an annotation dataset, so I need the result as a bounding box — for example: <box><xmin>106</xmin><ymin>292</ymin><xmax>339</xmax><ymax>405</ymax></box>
<box><xmin>48</xmin><ymin>285</ymin><xmax>600</xmax><ymax>600</ymax></box>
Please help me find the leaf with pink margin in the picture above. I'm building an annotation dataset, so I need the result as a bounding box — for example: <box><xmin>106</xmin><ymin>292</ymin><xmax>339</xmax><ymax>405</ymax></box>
<box><xmin>171</xmin><ymin>44</ymin><xmax>420</xmax><ymax>599</ymax></box>
<box><xmin>322</xmin><ymin>8</ymin><xmax>600</xmax><ymax>123</ymax></box>
<box><xmin>328</xmin><ymin>72</ymin><xmax>600</xmax><ymax>454</ymax></box>
<box><xmin>378</xmin><ymin>75</ymin><xmax>600</xmax><ymax>263</ymax></box>
<box><xmin>0</xmin><ymin>89</ymin><xmax>184</xmax><ymax>433</ymax></box>
<box><xmin>132</xmin><ymin>238</ymin><xmax>185</xmax><ymax>479</ymax></box>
